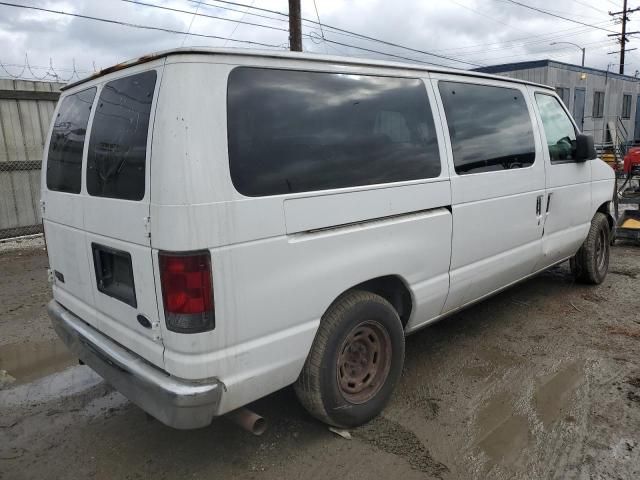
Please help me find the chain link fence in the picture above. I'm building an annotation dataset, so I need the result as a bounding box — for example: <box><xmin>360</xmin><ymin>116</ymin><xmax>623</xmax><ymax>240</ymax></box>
<box><xmin>0</xmin><ymin>160</ymin><xmax>44</xmax><ymax>240</ymax></box>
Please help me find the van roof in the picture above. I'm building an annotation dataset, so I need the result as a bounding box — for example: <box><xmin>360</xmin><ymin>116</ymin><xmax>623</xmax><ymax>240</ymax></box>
<box><xmin>62</xmin><ymin>47</ymin><xmax>555</xmax><ymax>91</ymax></box>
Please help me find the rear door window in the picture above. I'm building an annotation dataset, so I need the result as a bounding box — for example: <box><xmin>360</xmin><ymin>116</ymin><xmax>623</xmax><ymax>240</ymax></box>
<box><xmin>46</xmin><ymin>87</ymin><xmax>96</xmax><ymax>193</ymax></box>
<box><xmin>227</xmin><ymin>67</ymin><xmax>441</xmax><ymax>196</ymax></box>
<box><xmin>87</xmin><ymin>71</ymin><xmax>157</xmax><ymax>201</ymax></box>
<box><xmin>438</xmin><ymin>81</ymin><xmax>536</xmax><ymax>175</ymax></box>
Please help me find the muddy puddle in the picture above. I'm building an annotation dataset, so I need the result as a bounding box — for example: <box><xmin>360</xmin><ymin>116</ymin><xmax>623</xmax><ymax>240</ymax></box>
<box><xmin>0</xmin><ymin>338</ymin><xmax>76</xmax><ymax>386</ymax></box>
<box><xmin>534</xmin><ymin>361</ymin><xmax>584</xmax><ymax>427</ymax></box>
<box><xmin>473</xmin><ymin>360</ymin><xmax>586</xmax><ymax>474</ymax></box>
<box><xmin>475</xmin><ymin>391</ymin><xmax>532</xmax><ymax>469</ymax></box>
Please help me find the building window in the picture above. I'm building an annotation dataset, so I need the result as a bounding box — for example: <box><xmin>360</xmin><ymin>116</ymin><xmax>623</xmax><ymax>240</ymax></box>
<box><xmin>622</xmin><ymin>94</ymin><xmax>632</xmax><ymax>119</ymax></box>
<box><xmin>555</xmin><ymin>87</ymin><xmax>570</xmax><ymax>107</ymax></box>
<box><xmin>593</xmin><ymin>91</ymin><xmax>605</xmax><ymax>118</ymax></box>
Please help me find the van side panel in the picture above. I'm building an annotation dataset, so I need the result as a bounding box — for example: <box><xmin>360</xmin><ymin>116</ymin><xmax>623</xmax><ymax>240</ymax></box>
<box><xmin>152</xmin><ymin>60</ymin><xmax>452</xmax><ymax>414</ymax></box>
<box><xmin>591</xmin><ymin>159</ymin><xmax>615</xmax><ymax>214</ymax></box>
<box><xmin>163</xmin><ymin>209</ymin><xmax>451</xmax><ymax>413</ymax></box>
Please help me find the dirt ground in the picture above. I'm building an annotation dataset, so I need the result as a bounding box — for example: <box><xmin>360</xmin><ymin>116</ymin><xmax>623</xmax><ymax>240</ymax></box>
<box><xmin>1</xmin><ymin>240</ymin><xmax>639</xmax><ymax>480</ymax></box>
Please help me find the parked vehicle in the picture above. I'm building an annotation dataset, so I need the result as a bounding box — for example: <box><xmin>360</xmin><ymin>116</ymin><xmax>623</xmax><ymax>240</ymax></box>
<box><xmin>42</xmin><ymin>48</ymin><xmax>615</xmax><ymax>430</ymax></box>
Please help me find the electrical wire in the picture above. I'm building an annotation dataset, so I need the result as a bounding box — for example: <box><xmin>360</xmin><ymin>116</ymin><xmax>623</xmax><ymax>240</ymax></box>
<box><xmin>0</xmin><ymin>1</ymin><xmax>283</xmax><ymax>49</ymax></box>
<box><xmin>312</xmin><ymin>0</ymin><xmax>325</xmax><ymax>41</ymax></box>
<box><xmin>185</xmin><ymin>0</ymin><xmax>484</xmax><ymax>66</ymax></box>
<box><xmin>498</xmin><ymin>0</ymin><xmax>622</xmax><ymax>35</ymax></box>
<box><xmin>181</xmin><ymin>0</ymin><xmax>203</xmax><ymax>47</ymax></box>
<box><xmin>223</xmin><ymin>0</ymin><xmax>256</xmax><ymax>47</ymax></box>
<box><xmin>183</xmin><ymin>0</ymin><xmax>617</xmax><ymax>65</ymax></box>
<box><xmin>122</xmin><ymin>0</ymin><xmax>288</xmax><ymax>33</ymax></box>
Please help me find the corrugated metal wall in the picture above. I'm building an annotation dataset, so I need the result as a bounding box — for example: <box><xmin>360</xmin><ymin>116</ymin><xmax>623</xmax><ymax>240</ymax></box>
<box><xmin>0</xmin><ymin>79</ymin><xmax>63</xmax><ymax>239</ymax></box>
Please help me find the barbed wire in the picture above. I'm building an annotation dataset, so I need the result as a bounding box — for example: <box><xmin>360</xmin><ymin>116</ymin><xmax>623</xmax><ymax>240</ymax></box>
<box><xmin>0</xmin><ymin>54</ymin><xmax>96</xmax><ymax>82</ymax></box>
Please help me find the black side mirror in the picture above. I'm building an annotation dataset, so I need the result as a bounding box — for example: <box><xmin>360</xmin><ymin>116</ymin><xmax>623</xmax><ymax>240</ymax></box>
<box><xmin>575</xmin><ymin>133</ymin><xmax>596</xmax><ymax>162</ymax></box>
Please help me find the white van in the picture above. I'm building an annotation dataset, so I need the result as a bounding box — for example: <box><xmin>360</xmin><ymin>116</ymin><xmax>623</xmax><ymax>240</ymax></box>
<box><xmin>43</xmin><ymin>48</ymin><xmax>615</xmax><ymax>430</ymax></box>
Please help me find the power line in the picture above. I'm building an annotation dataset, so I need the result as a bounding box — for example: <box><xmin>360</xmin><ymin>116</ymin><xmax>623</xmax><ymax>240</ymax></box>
<box><xmin>474</xmin><ymin>39</ymin><xmax>618</xmax><ymax>63</ymax></box>
<box><xmin>312</xmin><ymin>0</ymin><xmax>325</xmax><ymax>41</ymax></box>
<box><xmin>187</xmin><ymin>0</ymin><xmax>484</xmax><ymax>66</ymax></box>
<box><xmin>184</xmin><ymin>0</ymin><xmax>290</xmax><ymax>25</ymax></box>
<box><xmin>181</xmin><ymin>0</ymin><xmax>203</xmax><ymax>47</ymax></box>
<box><xmin>439</xmin><ymin>23</ymin><xmax>618</xmax><ymax>58</ymax></box>
<box><xmin>568</xmin><ymin>0</ymin><xmax>609</xmax><ymax>15</ymax></box>
<box><xmin>187</xmin><ymin>0</ymin><xmax>607</xmax><ymax>65</ymax></box>
<box><xmin>122</xmin><ymin>0</ymin><xmax>288</xmax><ymax>33</ymax></box>
<box><xmin>0</xmin><ymin>0</ymin><xmax>456</xmax><ymax>69</ymax></box>
<box><xmin>499</xmin><ymin>0</ymin><xmax>622</xmax><ymax>34</ymax></box>
<box><xmin>0</xmin><ymin>1</ymin><xmax>283</xmax><ymax>49</ymax></box>
<box><xmin>223</xmin><ymin>0</ymin><xmax>256</xmax><ymax>47</ymax></box>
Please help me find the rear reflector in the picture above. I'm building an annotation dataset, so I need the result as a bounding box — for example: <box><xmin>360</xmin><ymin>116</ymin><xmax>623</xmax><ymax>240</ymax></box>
<box><xmin>159</xmin><ymin>251</ymin><xmax>215</xmax><ymax>334</ymax></box>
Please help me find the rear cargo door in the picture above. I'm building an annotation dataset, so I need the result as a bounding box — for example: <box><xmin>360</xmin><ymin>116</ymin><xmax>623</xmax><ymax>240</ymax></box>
<box><xmin>81</xmin><ymin>69</ymin><xmax>164</xmax><ymax>364</ymax></box>
<box><xmin>42</xmin><ymin>86</ymin><xmax>99</xmax><ymax>329</ymax></box>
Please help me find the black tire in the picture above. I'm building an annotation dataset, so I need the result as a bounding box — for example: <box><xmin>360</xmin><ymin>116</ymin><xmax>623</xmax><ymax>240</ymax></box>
<box><xmin>570</xmin><ymin>212</ymin><xmax>610</xmax><ymax>284</ymax></box>
<box><xmin>294</xmin><ymin>290</ymin><xmax>405</xmax><ymax>428</ymax></box>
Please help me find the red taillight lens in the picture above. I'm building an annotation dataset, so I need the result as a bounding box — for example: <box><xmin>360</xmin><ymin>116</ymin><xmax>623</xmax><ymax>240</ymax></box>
<box><xmin>159</xmin><ymin>251</ymin><xmax>215</xmax><ymax>333</ymax></box>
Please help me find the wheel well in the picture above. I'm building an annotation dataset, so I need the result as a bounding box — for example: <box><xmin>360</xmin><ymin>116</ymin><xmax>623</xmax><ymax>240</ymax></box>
<box><xmin>596</xmin><ymin>202</ymin><xmax>615</xmax><ymax>231</ymax></box>
<box><xmin>351</xmin><ymin>275</ymin><xmax>413</xmax><ymax>328</ymax></box>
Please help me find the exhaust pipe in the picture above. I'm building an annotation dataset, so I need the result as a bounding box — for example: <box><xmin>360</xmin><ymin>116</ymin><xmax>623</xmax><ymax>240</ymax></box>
<box><xmin>226</xmin><ymin>408</ymin><xmax>267</xmax><ymax>435</ymax></box>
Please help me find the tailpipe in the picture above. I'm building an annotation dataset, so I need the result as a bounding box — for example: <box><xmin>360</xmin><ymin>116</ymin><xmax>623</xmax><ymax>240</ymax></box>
<box><xmin>226</xmin><ymin>408</ymin><xmax>267</xmax><ymax>435</ymax></box>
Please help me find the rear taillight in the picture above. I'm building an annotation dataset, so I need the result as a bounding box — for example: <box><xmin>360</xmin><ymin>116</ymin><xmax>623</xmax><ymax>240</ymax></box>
<box><xmin>159</xmin><ymin>251</ymin><xmax>215</xmax><ymax>333</ymax></box>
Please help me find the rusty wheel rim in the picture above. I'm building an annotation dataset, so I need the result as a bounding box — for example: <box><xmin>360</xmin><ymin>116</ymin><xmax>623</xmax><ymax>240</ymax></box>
<box><xmin>336</xmin><ymin>321</ymin><xmax>392</xmax><ymax>404</ymax></box>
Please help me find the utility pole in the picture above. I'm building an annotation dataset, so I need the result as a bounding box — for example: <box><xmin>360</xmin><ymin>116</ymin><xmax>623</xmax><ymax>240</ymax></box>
<box><xmin>608</xmin><ymin>0</ymin><xmax>640</xmax><ymax>74</ymax></box>
<box><xmin>288</xmin><ymin>0</ymin><xmax>302</xmax><ymax>52</ymax></box>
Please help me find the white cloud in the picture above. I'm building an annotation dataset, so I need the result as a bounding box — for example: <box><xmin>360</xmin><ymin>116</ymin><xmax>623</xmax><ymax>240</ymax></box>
<box><xmin>0</xmin><ymin>0</ymin><xmax>636</xmax><ymax>81</ymax></box>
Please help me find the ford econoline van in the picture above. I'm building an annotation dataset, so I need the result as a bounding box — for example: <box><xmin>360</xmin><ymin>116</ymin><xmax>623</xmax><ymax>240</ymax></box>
<box><xmin>43</xmin><ymin>48</ymin><xmax>615</xmax><ymax>429</ymax></box>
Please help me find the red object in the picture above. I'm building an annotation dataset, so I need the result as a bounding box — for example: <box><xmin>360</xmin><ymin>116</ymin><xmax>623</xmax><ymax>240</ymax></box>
<box><xmin>159</xmin><ymin>252</ymin><xmax>214</xmax><ymax>315</ymax></box>
<box><xmin>623</xmin><ymin>147</ymin><xmax>640</xmax><ymax>174</ymax></box>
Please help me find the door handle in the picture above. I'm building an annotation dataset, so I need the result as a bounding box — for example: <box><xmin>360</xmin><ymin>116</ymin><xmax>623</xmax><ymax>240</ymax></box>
<box><xmin>546</xmin><ymin>193</ymin><xmax>552</xmax><ymax>214</ymax></box>
<box><xmin>536</xmin><ymin>195</ymin><xmax>542</xmax><ymax>216</ymax></box>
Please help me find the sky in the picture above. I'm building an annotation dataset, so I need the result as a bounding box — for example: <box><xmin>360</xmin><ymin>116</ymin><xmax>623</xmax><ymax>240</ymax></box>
<box><xmin>0</xmin><ymin>0</ymin><xmax>638</xmax><ymax>83</ymax></box>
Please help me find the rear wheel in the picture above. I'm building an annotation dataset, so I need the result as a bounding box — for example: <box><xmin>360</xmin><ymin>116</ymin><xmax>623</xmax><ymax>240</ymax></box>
<box><xmin>570</xmin><ymin>212</ymin><xmax>610</xmax><ymax>284</ymax></box>
<box><xmin>294</xmin><ymin>290</ymin><xmax>405</xmax><ymax>428</ymax></box>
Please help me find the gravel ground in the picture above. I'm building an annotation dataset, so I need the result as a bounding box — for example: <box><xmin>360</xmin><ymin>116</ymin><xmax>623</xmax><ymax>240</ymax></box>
<box><xmin>0</xmin><ymin>243</ymin><xmax>639</xmax><ymax>480</ymax></box>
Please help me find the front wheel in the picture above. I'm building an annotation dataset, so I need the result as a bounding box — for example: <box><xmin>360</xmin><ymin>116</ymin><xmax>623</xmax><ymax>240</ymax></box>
<box><xmin>570</xmin><ymin>212</ymin><xmax>610</xmax><ymax>284</ymax></box>
<box><xmin>294</xmin><ymin>290</ymin><xmax>405</xmax><ymax>428</ymax></box>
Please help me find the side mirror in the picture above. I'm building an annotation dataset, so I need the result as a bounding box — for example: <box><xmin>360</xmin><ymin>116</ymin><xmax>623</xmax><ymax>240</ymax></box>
<box><xmin>575</xmin><ymin>133</ymin><xmax>596</xmax><ymax>162</ymax></box>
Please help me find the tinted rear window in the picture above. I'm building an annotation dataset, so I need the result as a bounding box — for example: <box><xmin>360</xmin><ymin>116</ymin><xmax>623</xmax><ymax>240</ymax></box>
<box><xmin>438</xmin><ymin>81</ymin><xmax>536</xmax><ymax>175</ymax></box>
<box><xmin>87</xmin><ymin>70</ymin><xmax>157</xmax><ymax>201</ymax></box>
<box><xmin>227</xmin><ymin>67</ymin><xmax>441</xmax><ymax>196</ymax></box>
<box><xmin>46</xmin><ymin>88</ymin><xmax>96</xmax><ymax>193</ymax></box>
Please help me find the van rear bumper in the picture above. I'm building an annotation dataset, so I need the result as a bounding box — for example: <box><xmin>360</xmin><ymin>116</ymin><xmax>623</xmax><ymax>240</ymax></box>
<box><xmin>47</xmin><ymin>300</ymin><xmax>223</xmax><ymax>429</ymax></box>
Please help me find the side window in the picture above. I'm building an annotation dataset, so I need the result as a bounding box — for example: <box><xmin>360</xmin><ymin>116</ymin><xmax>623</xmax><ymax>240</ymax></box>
<box><xmin>86</xmin><ymin>70</ymin><xmax>157</xmax><ymax>201</ymax></box>
<box><xmin>622</xmin><ymin>94</ymin><xmax>632</xmax><ymax>119</ymax></box>
<box><xmin>593</xmin><ymin>91</ymin><xmax>605</xmax><ymax>118</ymax></box>
<box><xmin>535</xmin><ymin>93</ymin><xmax>577</xmax><ymax>163</ymax></box>
<box><xmin>227</xmin><ymin>68</ymin><xmax>441</xmax><ymax>196</ymax></box>
<box><xmin>46</xmin><ymin>88</ymin><xmax>96</xmax><ymax>193</ymax></box>
<box><xmin>438</xmin><ymin>81</ymin><xmax>536</xmax><ymax>175</ymax></box>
